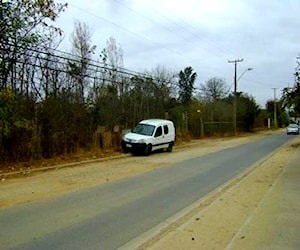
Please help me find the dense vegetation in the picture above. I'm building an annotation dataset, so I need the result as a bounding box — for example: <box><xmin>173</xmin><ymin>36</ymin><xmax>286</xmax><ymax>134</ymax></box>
<box><xmin>0</xmin><ymin>0</ymin><xmax>296</xmax><ymax>164</ymax></box>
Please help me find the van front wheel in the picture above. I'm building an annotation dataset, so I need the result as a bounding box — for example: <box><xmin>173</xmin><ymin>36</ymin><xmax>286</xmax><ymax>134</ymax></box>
<box><xmin>167</xmin><ymin>142</ymin><xmax>173</xmax><ymax>152</ymax></box>
<box><xmin>144</xmin><ymin>144</ymin><xmax>152</xmax><ymax>156</ymax></box>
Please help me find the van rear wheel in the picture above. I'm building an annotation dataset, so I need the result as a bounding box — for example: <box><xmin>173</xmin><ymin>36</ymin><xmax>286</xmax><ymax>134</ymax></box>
<box><xmin>144</xmin><ymin>144</ymin><xmax>152</xmax><ymax>156</ymax></box>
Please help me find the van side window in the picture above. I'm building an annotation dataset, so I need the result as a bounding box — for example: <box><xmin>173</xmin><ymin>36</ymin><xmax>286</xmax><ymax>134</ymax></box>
<box><xmin>163</xmin><ymin>125</ymin><xmax>169</xmax><ymax>135</ymax></box>
<box><xmin>155</xmin><ymin>126</ymin><xmax>162</xmax><ymax>137</ymax></box>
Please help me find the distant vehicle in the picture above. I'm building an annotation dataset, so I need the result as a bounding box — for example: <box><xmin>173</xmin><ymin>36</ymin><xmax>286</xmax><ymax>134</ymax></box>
<box><xmin>286</xmin><ymin>123</ymin><xmax>299</xmax><ymax>135</ymax></box>
<box><xmin>121</xmin><ymin>119</ymin><xmax>175</xmax><ymax>155</ymax></box>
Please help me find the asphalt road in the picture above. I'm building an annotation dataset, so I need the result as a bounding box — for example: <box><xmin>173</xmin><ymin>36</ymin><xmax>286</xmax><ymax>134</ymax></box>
<box><xmin>0</xmin><ymin>133</ymin><xmax>293</xmax><ymax>250</ymax></box>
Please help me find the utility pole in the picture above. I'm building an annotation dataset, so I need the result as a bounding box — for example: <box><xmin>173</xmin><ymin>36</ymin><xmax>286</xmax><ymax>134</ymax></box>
<box><xmin>273</xmin><ymin>88</ymin><xmax>277</xmax><ymax>128</ymax></box>
<box><xmin>228</xmin><ymin>58</ymin><xmax>244</xmax><ymax>135</ymax></box>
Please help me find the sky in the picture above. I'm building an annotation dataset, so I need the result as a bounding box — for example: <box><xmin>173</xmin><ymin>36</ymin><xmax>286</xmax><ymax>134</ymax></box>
<box><xmin>55</xmin><ymin>0</ymin><xmax>300</xmax><ymax>107</ymax></box>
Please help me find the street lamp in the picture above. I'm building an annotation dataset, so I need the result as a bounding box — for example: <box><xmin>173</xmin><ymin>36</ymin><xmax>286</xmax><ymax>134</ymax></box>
<box><xmin>238</xmin><ymin>68</ymin><xmax>253</xmax><ymax>81</ymax></box>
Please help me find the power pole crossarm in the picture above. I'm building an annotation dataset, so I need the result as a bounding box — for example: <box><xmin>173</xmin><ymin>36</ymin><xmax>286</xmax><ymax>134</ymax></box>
<box><xmin>228</xmin><ymin>59</ymin><xmax>244</xmax><ymax>93</ymax></box>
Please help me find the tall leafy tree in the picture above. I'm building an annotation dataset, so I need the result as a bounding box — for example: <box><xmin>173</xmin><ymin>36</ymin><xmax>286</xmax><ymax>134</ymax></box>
<box><xmin>266</xmin><ymin>99</ymin><xmax>289</xmax><ymax>127</ymax></box>
<box><xmin>225</xmin><ymin>93</ymin><xmax>260</xmax><ymax>132</ymax></box>
<box><xmin>178</xmin><ymin>66</ymin><xmax>197</xmax><ymax>107</ymax></box>
<box><xmin>281</xmin><ymin>85</ymin><xmax>300</xmax><ymax>117</ymax></box>
<box><xmin>281</xmin><ymin>57</ymin><xmax>300</xmax><ymax>117</ymax></box>
<box><xmin>0</xmin><ymin>0</ymin><xmax>67</xmax><ymax>90</ymax></box>
<box><xmin>0</xmin><ymin>0</ymin><xmax>67</xmax><ymax>163</ymax></box>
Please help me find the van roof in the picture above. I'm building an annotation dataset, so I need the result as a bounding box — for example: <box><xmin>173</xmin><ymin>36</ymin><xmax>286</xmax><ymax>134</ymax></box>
<box><xmin>139</xmin><ymin>119</ymin><xmax>173</xmax><ymax>126</ymax></box>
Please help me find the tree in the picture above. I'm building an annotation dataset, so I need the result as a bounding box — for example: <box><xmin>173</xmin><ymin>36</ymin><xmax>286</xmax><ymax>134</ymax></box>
<box><xmin>0</xmin><ymin>89</ymin><xmax>34</xmax><ymax>161</ymax></box>
<box><xmin>105</xmin><ymin>36</ymin><xmax>124</xmax><ymax>70</ymax></box>
<box><xmin>281</xmin><ymin>55</ymin><xmax>300</xmax><ymax>118</ymax></box>
<box><xmin>238</xmin><ymin>94</ymin><xmax>260</xmax><ymax>131</ymax></box>
<box><xmin>281</xmin><ymin>85</ymin><xmax>300</xmax><ymax>118</ymax></box>
<box><xmin>198</xmin><ymin>77</ymin><xmax>230</xmax><ymax>134</ymax></box>
<box><xmin>178</xmin><ymin>66</ymin><xmax>197</xmax><ymax>107</ymax></box>
<box><xmin>0</xmin><ymin>0</ymin><xmax>67</xmax><ymax>91</ymax></box>
<box><xmin>100</xmin><ymin>36</ymin><xmax>124</xmax><ymax>89</ymax></box>
<box><xmin>225</xmin><ymin>93</ymin><xmax>260</xmax><ymax>132</ymax></box>
<box><xmin>199</xmin><ymin>77</ymin><xmax>230</xmax><ymax>102</ymax></box>
<box><xmin>266</xmin><ymin>99</ymin><xmax>289</xmax><ymax>127</ymax></box>
<box><xmin>0</xmin><ymin>0</ymin><xmax>68</xmax><ymax>163</ymax></box>
<box><xmin>145</xmin><ymin>66</ymin><xmax>177</xmax><ymax>117</ymax></box>
<box><xmin>69</xmin><ymin>20</ymin><xmax>96</xmax><ymax>102</ymax></box>
<box><xmin>94</xmin><ymin>37</ymin><xmax>125</xmax><ymax>127</ymax></box>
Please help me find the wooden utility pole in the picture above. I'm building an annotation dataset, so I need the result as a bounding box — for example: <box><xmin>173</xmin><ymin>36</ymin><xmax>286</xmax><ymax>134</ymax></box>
<box><xmin>228</xmin><ymin>58</ymin><xmax>243</xmax><ymax>135</ymax></box>
<box><xmin>272</xmin><ymin>87</ymin><xmax>277</xmax><ymax>128</ymax></box>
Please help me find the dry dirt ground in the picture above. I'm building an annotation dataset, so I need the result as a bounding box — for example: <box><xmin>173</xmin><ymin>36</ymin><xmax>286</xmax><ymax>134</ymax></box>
<box><xmin>0</xmin><ymin>129</ymin><xmax>298</xmax><ymax>249</ymax></box>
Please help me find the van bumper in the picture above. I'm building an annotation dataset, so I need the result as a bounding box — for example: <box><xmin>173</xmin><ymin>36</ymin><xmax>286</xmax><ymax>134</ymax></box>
<box><xmin>121</xmin><ymin>140</ymin><xmax>147</xmax><ymax>153</ymax></box>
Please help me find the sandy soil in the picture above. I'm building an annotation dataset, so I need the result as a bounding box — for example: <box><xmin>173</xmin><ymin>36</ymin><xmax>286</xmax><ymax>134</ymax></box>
<box><xmin>0</xmin><ymin>129</ymin><xmax>296</xmax><ymax>249</ymax></box>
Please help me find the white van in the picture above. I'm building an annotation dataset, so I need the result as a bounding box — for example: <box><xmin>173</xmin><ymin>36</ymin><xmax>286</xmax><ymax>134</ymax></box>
<box><xmin>121</xmin><ymin>119</ymin><xmax>175</xmax><ymax>155</ymax></box>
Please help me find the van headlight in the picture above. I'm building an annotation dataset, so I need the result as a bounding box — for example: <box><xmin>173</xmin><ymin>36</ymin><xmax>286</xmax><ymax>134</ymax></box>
<box><xmin>138</xmin><ymin>139</ymin><xmax>145</xmax><ymax>143</ymax></box>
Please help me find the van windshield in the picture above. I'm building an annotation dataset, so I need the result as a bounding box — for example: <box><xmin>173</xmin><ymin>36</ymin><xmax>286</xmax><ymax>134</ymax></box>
<box><xmin>132</xmin><ymin>123</ymin><xmax>155</xmax><ymax>136</ymax></box>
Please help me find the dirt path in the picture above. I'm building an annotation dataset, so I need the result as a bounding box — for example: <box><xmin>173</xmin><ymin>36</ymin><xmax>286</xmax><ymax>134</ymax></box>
<box><xmin>1</xmin><ymin>129</ymin><xmax>297</xmax><ymax>249</ymax></box>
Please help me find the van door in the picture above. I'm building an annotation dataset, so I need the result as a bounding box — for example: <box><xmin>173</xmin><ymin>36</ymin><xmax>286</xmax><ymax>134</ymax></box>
<box><xmin>163</xmin><ymin>124</ymin><xmax>170</xmax><ymax>141</ymax></box>
<box><xmin>152</xmin><ymin>126</ymin><xmax>165</xmax><ymax>150</ymax></box>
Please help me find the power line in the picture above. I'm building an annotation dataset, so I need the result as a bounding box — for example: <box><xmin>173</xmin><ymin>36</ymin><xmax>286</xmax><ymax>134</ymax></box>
<box><xmin>1</xmin><ymin>41</ymin><xmax>161</xmax><ymax>81</ymax></box>
<box><xmin>67</xmin><ymin>3</ymin><xmax>226</xmax><ymax>73</ymax></box>
<box><xmin>146</xmin><ymin>0</ymin><xmax>237</xmax><ymax>57</ymax></box>
<box><xmin>1</xmin><ymin>41</ymin><xmax>180</xmax><ymax>90</ymax></box>
<box><xmin>111</xmin><ymin>0</ymin><xmax>231</xmax><ymax>60</ymax></box>
<box><xmin>68</xmin><ymin>3</ymin><xmax>198</xmax><ymax>64</ymax></box>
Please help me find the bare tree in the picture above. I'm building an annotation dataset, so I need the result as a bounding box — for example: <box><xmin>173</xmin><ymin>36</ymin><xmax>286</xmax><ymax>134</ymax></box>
<box><xmin>101</xmin><ymin>36</ymin><xmax>124</xmax><ymax>91</ymax></box>
<box><xmin>199</xmin><ymin>77</ymin><xmax>230</xmax><ymax>103</ymax></box>
<box><xmin>69</xmin><ymin>20</ymin><xmax>96</xmax><ymax>102</ymax></box>
<box><xmin>145</xmin><ymin>66</ymin><xmax>177</xmax><ymax>117</ymax></box>
<box><xmin>106</xmin><ymin>36</ymin><xmax>124</xmax><ymax>69</ymax></box>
